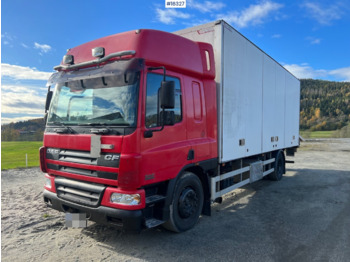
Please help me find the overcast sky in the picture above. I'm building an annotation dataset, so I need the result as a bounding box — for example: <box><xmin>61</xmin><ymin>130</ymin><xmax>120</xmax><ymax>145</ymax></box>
<box><xmin>1</xmin><ymin>0</ymin><xmax>350</xmax><ymax>124</ymax></box>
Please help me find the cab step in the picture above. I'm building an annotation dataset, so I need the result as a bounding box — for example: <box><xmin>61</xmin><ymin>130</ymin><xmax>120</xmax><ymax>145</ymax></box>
<box><xmin>146</xmin><ymin>195</ymin><xmax>166</xmax><ymax>205</ymax></box>
<box><xmin>145</xmin><ymin>218</ymin><xmax>165</xmax><ymax>228</ymax></box>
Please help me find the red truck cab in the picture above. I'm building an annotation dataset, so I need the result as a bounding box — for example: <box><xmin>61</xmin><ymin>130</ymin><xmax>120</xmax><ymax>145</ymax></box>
<box><xmin>41</xmin><ymin>29</ymin><xmax>218</xmax><ymax>232</ymax></box>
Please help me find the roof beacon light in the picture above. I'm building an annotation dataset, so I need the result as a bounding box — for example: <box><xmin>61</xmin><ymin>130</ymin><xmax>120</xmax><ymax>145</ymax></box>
<box><xmin>92</xmin><ymin>47</ymin><xmax>105</xmax><ymax>58</ymax></box>
<box><xmin>54</xmin><ymin>50</ymin><xmax>136</xmax><ymax>71</ymax></box>
<box><xmin>63</xmin><ymin>54</ymin><xmax>74</xmax><ymax>65</ymax></box>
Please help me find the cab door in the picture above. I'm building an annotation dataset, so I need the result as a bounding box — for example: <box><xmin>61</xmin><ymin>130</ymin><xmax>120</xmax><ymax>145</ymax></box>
<box><xmin>140</xmin><ymin>71</ymin><xmax>189</xmax><ymax>185</ymax></box>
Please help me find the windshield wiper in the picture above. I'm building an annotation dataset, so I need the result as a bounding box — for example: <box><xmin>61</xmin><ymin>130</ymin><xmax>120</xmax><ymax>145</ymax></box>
<box><xmin>89</xmin><ymin>112</ymin><xmax>124</xmax><ymax>121</ymax></box>
<box><xmin>51</xmin><ymin>121</ymin><xmax>68</xmax><ymax>126</ymax></box>
<box><xmin>47</xmin><ymin>121</ymin><xmax>72</xmax><ymax>133</ymax></box>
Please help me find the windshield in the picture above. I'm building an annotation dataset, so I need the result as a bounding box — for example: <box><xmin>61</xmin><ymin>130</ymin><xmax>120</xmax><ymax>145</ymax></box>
<box><xmin>47</xmin><ymin>73</ymin><xmax>140</xmax><ymax>127</ymax></box>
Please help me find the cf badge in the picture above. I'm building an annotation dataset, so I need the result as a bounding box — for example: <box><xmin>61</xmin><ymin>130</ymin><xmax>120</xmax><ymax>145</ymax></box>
<box><xmin>104</xmin><ymin>155</ymin><xmax>120</xmax><ymax>161</ymax></box>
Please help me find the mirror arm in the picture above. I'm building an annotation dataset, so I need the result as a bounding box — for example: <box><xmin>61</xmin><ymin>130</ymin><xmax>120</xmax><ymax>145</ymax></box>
<box><xmin>148</xmin><ymin>66</ymin><xmax>166</xmax><ymax>81</ymax></box>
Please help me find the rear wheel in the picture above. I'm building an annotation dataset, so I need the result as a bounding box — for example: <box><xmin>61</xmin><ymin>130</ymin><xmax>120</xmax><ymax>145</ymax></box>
<box><xmin>269</xmin><ymin>150</ymin><xmax>285</xmax><ymax>181</ymax></box>
<box><xmin>163</xmin><ymin>172</ymin><xmax>204</xmax><ymax>232</ymax></box>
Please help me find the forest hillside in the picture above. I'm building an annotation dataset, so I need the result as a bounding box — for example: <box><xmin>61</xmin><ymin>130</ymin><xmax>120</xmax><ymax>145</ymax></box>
<box><xmin>300</xmin><ymin>79</ymin><xmax>350</xmax><ymax>131</ymax></box>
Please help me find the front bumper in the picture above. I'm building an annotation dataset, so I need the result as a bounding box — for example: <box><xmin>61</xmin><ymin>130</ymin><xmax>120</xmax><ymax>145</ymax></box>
<box><xmin>43</xmin><ymin>190</ymin><xmax>143</xmax><ymax>233</ymax></box>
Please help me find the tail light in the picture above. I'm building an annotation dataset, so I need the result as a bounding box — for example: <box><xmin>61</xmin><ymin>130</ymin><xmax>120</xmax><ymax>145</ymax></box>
<box><xmin>39</xmin><ymin>146</ymin><xmax>47</xmax><ymax>173</ymax></box>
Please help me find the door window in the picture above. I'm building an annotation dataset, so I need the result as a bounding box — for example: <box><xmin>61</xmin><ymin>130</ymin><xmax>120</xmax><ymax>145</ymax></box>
<box><xmin>145</xmin><ymin>73</ymin><xmax>182</xmax><ymax>128</ymax></box>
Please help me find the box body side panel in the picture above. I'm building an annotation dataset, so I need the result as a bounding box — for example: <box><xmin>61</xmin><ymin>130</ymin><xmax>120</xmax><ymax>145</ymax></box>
<box><xmin>221</xmin><ymin>25</ymin><xmax>264</xmax><ymax>161</ymax></box>
<box><xmin>175</xmin><ymin>21</ymin><xmax>300</xmax><ymax>163</ymax></box>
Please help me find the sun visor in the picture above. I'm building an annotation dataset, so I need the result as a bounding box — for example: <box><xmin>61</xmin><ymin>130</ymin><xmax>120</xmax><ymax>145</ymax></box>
<box><xmin>46</xmin><ymin>58</ymin><xmax>144</xmax><ymax>87</ymax></box>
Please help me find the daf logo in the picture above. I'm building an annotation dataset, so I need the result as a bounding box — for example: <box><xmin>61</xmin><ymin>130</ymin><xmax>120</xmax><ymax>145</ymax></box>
<box><xmin>104</xmin><ymin>155</ymin><xmax>120</xmax><ymax>161</ymax></box>
<box><xmin>47</xmin><ymin>148</ymin><xmax>59</xmax><ymax>154</ymax></box>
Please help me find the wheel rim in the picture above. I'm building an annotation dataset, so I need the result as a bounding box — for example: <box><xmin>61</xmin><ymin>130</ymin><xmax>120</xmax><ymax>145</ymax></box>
<box><xmin>178</xmin><ymin>187</ymin><xmax>198</xmax><ymax>219</ymax></box>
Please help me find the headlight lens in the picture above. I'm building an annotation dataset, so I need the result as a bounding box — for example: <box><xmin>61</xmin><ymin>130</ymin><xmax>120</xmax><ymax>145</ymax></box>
<box><xmin>110</xmin><ymin>193</ymin><xmax>141</xmax><ymax>205</ymax></box>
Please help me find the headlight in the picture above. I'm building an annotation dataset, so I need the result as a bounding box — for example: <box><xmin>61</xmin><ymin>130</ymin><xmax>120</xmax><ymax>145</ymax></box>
<box><xmin>110</xmin><ymin>193</ymin><xmax>141</xmax><ymax>205</ymax></box>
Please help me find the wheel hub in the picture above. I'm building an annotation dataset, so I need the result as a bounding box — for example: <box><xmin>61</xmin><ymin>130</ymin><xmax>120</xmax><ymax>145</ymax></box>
<box><xmin>178</xmin><ymin>187</ymin><xmax>198</xmax><ymax>219</ymax></box>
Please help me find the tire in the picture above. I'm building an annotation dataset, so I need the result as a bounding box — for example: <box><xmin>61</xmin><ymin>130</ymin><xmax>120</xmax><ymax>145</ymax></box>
<box><xmin>269</xmin><ymin>150</ymin><xmax>285</xmax><ymax>181</ymax></box>
<box><xmin>163</xmin><ymin>172</ymin><xmax>204</xmax><ymax>233</ymax></box>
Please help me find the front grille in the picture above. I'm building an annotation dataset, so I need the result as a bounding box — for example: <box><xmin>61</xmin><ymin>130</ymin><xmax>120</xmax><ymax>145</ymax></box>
<box><xmin>46</xmin><ymin>148</ymin><xmax>119</xmax><ymax>180</ymax></box>
<box><xmin>47</xmin><ymin>164</ymin><xmax>118</xmax><ymax>180</ymax></box>
<box><xmin>55</xmin><ymin>177</ymin><xmax>105</xmax><ymax>207</ymax></box>
<box><xmin>59</xmin><ymin>150</ymin><xmax>98</xmax><ymax>165</ymax></box>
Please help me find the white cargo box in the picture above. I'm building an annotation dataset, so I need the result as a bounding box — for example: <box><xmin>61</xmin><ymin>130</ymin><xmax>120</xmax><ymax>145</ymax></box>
<box><xmin>175</xmin><ymin>20</ymin><xmax>300</xmax><ymax>163</ymax></box>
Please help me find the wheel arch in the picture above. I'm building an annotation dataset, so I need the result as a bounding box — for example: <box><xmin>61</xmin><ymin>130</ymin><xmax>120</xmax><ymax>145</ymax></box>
<box><xmin>163</xmin><ymin>159</ymin><xmax>217</xmax><ymax>220</ymax></box>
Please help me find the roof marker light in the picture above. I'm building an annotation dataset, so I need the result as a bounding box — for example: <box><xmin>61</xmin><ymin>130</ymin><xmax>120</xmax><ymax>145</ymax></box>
<box><xmin>54</xmin><ymin>50</ymin><xmax>136</xmax><ymax>71</ymax></box>
<box><xmin>92</xmin><ymin>47</ymin><xmax>105</xmax><ymax>58</ymax></box>
<box><xmin>63</xmin><ymin>54</ymin><xmax>74</xmax><ymax>65</ymax></box>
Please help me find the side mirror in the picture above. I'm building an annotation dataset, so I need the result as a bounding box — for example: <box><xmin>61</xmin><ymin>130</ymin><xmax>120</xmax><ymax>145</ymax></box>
<box><xmin>45</xmin><ymin>90</ymin><xmax>53</xmax><ymax>112</ymax></box>
<box><xmin>160</xmin><ymin>81</ymin><xmax>175</xmax><ymax>109</ymax></box>
<box><xmin>160</xmin><ymin>111</ymin><xmax>175</xmax><ymax>126</ymax></box>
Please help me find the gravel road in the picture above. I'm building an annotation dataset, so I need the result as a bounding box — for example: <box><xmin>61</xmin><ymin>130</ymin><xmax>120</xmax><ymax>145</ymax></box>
<box><xmin>1</xmin><ymin>139</ymin><xmax>350</xmax><ymax>262</ymax></box>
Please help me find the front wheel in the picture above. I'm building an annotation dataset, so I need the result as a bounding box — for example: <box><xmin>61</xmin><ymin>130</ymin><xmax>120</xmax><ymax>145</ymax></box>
<box><xmin>163</xmin><ymin>172</ymin><xmax>204</xmax><ymax>232</ymax></box>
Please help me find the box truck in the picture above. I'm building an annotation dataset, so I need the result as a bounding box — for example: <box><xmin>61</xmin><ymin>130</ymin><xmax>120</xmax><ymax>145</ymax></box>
<box><xmin>41</xmin><ymin>20</ymin><xmax>300</xmax><ymax>233</ymax></box>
